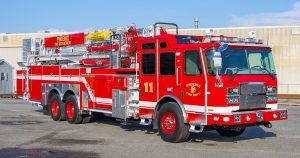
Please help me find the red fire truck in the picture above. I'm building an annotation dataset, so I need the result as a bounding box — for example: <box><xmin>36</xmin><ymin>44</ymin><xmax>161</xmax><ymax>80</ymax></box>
<box><xmin>16</xmin><ymin>23</ymin><xmax>287</xmax><ymax>142</ymax></box>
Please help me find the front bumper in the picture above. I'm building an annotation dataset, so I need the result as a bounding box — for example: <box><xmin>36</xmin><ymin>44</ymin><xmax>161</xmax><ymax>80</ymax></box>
<box><xmin>207</xmin><ymin>109</ymin><xmax>288</xmax><ymax>126</ymax></box>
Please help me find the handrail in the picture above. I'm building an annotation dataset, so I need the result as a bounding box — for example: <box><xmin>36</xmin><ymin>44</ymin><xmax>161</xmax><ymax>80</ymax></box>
<box><xmin>154</xmin><ymin>22</ymin><xmax>178</xmax><ymax>36</ymax></box>
<box><xmin>110</xmin><ymin>34</ymin><xmax>122</xmax><ymax>68</ymax></box>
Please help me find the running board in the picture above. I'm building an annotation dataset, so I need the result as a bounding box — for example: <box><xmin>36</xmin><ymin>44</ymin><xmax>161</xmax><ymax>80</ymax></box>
<box><xmin>87</xmin><ymin>108</ymin><xmax>112</xmax><ymax>114</ymax></box>
<box><xmin>190</xmin><ymin>125</ymin><xmax>204</xmax><ymax>133</ymax></box>
<box><xmin>139</xmin><ymin>115</ymin><xmax>153</xmax><ymax>125</ymax></box>
<box><xmin>29</xmin><ymin>100</ymin><xmax>41</xmax><ymax>106</ymax></box>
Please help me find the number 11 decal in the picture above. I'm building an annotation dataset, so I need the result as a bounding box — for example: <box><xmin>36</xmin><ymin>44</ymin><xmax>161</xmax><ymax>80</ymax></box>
<box><xmin>144</xmin><ymin>82</ymin><xmax>154</xmax><ymax>93</ymax></box>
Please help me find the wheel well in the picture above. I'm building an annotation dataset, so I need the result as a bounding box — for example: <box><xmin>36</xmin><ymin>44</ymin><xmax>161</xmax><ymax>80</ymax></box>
<box><xmin>63</xmin><ymin>90</ymin><xmax>75</xmax><ymax>103</ymax></box>
<box><xmin>153</xmin><ymin>96</ymin><xmax>187</xmax><ymax>129</ymax></box>
<box><xmin>156</xmin><ymin>97</ymin><xmax>177</xmax><ymax>112</ymax></box>
<box><xmin>48</xmin><ymin>89</ymin><xmax>59</xmax><ymax>103</ymax></box>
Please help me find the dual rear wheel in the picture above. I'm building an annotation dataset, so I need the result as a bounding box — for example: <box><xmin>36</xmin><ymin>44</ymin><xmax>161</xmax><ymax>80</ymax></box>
<box><xmin>48</xmin><ymin>94</ymin><xmax>91</xmax><ymax>124</ymax></box>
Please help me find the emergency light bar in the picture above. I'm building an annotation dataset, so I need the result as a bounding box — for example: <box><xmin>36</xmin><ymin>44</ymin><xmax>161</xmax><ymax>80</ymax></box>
<box><xmin>208</xmin><ymin>36</ymin><xmax>264</xmax><ymax>44</ymax></box>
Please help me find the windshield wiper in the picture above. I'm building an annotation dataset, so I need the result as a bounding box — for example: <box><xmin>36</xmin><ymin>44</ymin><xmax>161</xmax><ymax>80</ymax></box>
<box><xmin>252</xmin><ymin>66</ymin><xmax>275</xmax><ymax>80</ymax></box>
<box><xmin>230</xmin><ymin>68</ymin><xmax>244</xmax><ymax>81</ymax></box>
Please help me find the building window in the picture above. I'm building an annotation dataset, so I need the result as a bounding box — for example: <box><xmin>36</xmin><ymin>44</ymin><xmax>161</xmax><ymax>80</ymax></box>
<box><xmin>160</xmin><ymin>52</ymin><xmax>175</xmax><ymax>75</ymax></box>
<box><xmin>142</xmin><ymin>54</ymin><xmax>155</xmax><ymax>75</ymax></box>
<box><xmin>3</xmin><ymin>36</ymin><xmax>8</xmax><ymax>42</ymax></box>
<box><xmin>5</xmin><ymin>73</ymin><xmax>8</xmax><ymax>81</ymax></box>
<box><xmin>185</xmin><ymin>50</ymin><xmax>202</xmax><ymax>75</ymax></box>
<box><xmin>0</xmin><ymin>72</ymin><xmax>5</xmax><ymax>80</ymax></box>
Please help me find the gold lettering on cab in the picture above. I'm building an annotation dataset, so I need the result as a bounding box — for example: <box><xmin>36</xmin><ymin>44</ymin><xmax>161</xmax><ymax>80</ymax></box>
<box><xmin>55</xmin><ymin>36</ymin><xmax>71</xmax><ymax>46</ymax></box>
<box><xmin>186</xmin><ymin>83</ymin><xmax>201</xmax><ymax>97</ymax></box>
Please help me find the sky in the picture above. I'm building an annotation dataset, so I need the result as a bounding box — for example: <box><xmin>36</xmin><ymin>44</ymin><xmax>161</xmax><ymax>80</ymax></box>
<box><xmin>0</xmin><ymin>0</ymin><xmax>300</xmax><ymax>33</ymax></box>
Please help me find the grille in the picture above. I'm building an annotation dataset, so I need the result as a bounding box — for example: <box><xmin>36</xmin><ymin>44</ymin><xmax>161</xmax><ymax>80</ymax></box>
<box><xmin>239</xmin><ymin>82</ymin><xmax>267</xmax><ymax>109</ymax></box>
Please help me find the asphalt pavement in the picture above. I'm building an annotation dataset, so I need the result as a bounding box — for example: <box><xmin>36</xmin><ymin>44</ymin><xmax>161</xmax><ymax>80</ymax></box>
<box><xmin>0</xmin><ymin>98</ymin><xmax>299</xmax><ymax>158</ymax></box>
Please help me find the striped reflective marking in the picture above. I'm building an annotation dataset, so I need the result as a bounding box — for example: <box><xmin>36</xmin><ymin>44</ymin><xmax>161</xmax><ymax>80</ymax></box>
<box><xmin>27</xmin><ymin>75</ymin><xmax>80</xmax><ymax>82</ymax></box>
<box><xmin>138</xmin><ymin>101</ymin><xmax>243</xmax><ymax>113</ymax></box>
<box><xmin>139</xmin><ymin>101</ymin><xmax>156</xmax><ymax>108</ymax></box>
<box><xmin>95</xmin><ymin>97</ymin><xmax>112</xmax><ymax>105</ymax></box>
<box><xmin>185</xmin><ymin>105</ymin><xmax>240</xmax><ymax>113</ymax></box>
<box><xmin>184</xmin><ymin>104</ymin><xmax>205</xmax><ymax>112</ymax></box>
<box><xmin>42</xmin><ymin>76</ymin><xmax>60</xmax><ymax>80</ymax></box>
<box><xmin>16</xmin><ymin>75</ymin><xmax>25</xmax><ymax>79</ymax></box>
<box><xmin>206</xmin><ymin>106</ymin><xmax>239</xmax><ymax>113</ymax></box>
<box><xmin>28</xmin><ymin>75</ymin><xmax>42</xmax><ymax>80</ymax></box>
<box><xmin>60</xmin><ymin>76</ymin><xmax>80</xmax><ymax>82</ymax></box>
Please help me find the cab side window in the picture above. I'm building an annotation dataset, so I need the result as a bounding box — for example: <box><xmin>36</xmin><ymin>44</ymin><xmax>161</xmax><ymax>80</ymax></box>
<box><xmin>142</xmin><ymin>54</ymin><xmax>155</xmax><ymax>75</ymax></box>
<box><xmin>160</xmin><ymin>52</ymin><xmax>175</xmax><ymax>75</ymax></box>
<box><xmin>205</xmin><ymin>50</ymin><xmax>215</xmax><ymax>75</ymax></box>
<box><xmin>185</xmin><ymin>50</ymin><xmax>202</xmax><ymax>75</ymax></box>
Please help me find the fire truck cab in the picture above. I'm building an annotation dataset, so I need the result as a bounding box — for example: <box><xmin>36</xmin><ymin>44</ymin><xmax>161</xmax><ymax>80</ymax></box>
<box><xmin>16</xmin><ymin>22</ymin><xmax>288</xmax><ymax>143</ymax></box>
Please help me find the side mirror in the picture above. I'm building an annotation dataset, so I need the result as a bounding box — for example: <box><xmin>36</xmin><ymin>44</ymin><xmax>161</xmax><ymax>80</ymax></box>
<box><xmin>212</xmin><ymin>51</ymin><xmax>223</xmax><ymax>87</ymax></box>
<box><xmin>212</xmin><ymin>51</ymin><xmax>222</xmax><ymax>69</ymax></box>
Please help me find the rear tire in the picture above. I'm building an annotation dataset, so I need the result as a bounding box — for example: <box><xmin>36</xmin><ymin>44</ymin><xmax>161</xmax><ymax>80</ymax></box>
<box><xmin>65</xmin><ymin>95</ymin><xmax>83</xmax><ymax>124</ymax></box>
<box><xmin>82</xmin><ymin>115</ymin><xmax>93</xmax><ymax>124</ymax></box>
<box><xmin>42</xmin><ymin>105</ymin><xmax>49</xmax><ymax>115</ymax></box>
<box><xmin>216</xmin><ymin>126</ymin><xmax>246</xmax><ymax>137</ymax></box>
<box><xmin>157</xmin><ymin>102</ymin><xmax>190</xmax><ymax>143</ymax></box>
<box><xmin>48</xmin><ymin>94</ymin><xmax>66</xmax><ymax>121</ymax></box>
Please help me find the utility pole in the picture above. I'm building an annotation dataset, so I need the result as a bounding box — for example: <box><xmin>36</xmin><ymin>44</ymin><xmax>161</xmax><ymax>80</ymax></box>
<box><xmin>194</xmin><ymin>17</ymin><xmax>199</xmax><ymax>29</ymax></box>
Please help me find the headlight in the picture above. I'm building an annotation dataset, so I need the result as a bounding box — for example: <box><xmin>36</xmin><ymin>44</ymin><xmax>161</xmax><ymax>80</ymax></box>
<box><xmin>267</xmin><ymin>95</ymin><xmax>277</xmax><ymax>102</ymax></box>
<box><xmin>227</xmin><ymin>87</ymin><xmax>239</xmax><ymax>95</ymax></box>
<box><xmin>227</xmin><ymin>87</ymin><xmax>239</xmax><ymax>104</ymax></box>
<box><xmin>266</xmin><ymin>86</ymin><xmax>277</xmax><ymax>102</ymax></box>
<box><xmin>227</xmin><ymin>97</ymin><xmax>239</xmax><ymax>104</ymax></box>
<box><xmin>267</xmin><ymin>86</ymin><xmax>277</xmax><ymax>94</ymax></box>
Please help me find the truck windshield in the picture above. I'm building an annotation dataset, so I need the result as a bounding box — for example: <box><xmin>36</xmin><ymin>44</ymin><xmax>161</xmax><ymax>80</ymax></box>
<box><xmin>205</xmin><ymin>49</ymin><xmax>276</xmax><ymax>76</ymax></box>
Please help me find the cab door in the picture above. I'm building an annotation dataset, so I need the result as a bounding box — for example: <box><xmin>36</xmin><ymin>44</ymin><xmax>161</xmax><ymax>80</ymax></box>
<box><xmin>181</xmin><ymin>50</ymin><xmax>205</xmax><ymax>113</ymax></box>
<box><xmin>158</xmin><ymin>51</ymin><xmax>177</xmax><ymax>98</ymax></box>
<box><xmin>157</xmin><ymin>39</ymin><xmax>179</xmax><ymax>100</ymax></box>
<box><xmin>139</xmin><ymin>42</ymin><xmax>158</xmax><ymax>108</ymax></box>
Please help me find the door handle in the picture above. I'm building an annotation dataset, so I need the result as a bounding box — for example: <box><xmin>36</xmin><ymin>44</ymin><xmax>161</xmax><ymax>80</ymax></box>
<box><xmin>176</xmin><ymin>66</ymin><xmax>181</xmax><ymax>86</ymax></box>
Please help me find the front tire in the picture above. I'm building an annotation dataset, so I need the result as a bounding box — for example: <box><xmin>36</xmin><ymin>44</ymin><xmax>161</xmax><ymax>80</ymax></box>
<box><xmin>65</xmin><ymin>95</ymin><xmax>83</xmax><ymax>124</ymax></box>
<box><xmin>216</xmin><ymin>126</ymin><xmax>246</xmax><ymax>137</ymax></box>
<box><xmin>157</xmin><ymin>102</ymin><xmax>190</xmax><ymax>143</ymax></box>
